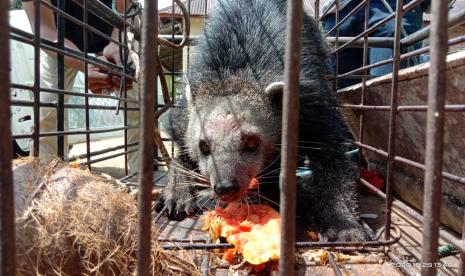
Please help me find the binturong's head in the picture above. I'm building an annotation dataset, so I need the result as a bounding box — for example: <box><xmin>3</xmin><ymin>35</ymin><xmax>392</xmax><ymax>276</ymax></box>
<box><xmin>185</xmin><ymin>78</ymin><xmax>284</xmax><ymax>202</ymax></box>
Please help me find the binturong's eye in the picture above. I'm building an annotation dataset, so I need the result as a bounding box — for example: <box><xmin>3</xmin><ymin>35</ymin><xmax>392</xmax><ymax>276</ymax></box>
<box><xmin>242</xmin><ymin>135</ymin><xmax>260</xmax><ymax>153</ymax></box>
<box><xmin>199</xmin><ymin>140</ymin><xmax>211</xmax><ymax>155</ymax></box>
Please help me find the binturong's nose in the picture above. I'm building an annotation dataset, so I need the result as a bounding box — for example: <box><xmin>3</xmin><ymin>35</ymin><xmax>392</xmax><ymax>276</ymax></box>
<box><xmin>214</xmin><ymin>179</ymin><xmax>239</xmax><ymax>196</ymax></box>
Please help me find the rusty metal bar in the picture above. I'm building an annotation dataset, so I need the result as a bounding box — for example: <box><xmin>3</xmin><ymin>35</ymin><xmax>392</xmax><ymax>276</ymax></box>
<box><xmin>383</xmin><ymin>0</ymin><xmax>404</xmax><ymax>241</ymax></box>
<box><xmin>343</xmin><ymin>104</ymin><xmax>465</xmax><ymax>112</ymax></box>
<box><xmin>56</xmin><ymin>0</ymin><xmax>65</xmax><ymax>158</ymax></box>
<box><xmin>33</xmin><ymin>0</ymin><xmax>41</xmax><ymax>157</ymax></box>
<box><xmin>64</xmin><ymin>0</ymin><xmax>190</xmax><ymax>49</ymax></box>
<box><xmin>459</xmin><ymin>213</ymin><xmax>465</xmax><ymax>276</ymax></box>
<box><xmin>123</xmin><ymin>0</ymin><xmax>129</xmax><ymax>176</ymax></box>
<box><xmin>317</xmin><ymin>0</ymin><xmax>335</xmax><ymax>22</ymax></box>
<box><xmin>279</xmin><ymin>0</ymin><xmax>303</xmax><ymax>273</ymax></box>
<box><xmin>333</xmin><ymin>0</ymin><xmax>340</xmax><ymax>91</ymax></box>
<box><xmin>421</xmin><ymin>0</ymin><xmax>450</xmax><ymax>274</ymax></box>
<box><xmin>359</xmin><ymin>179</ymin><xmax>465</xmax><ymax>253</ymax></box>
<box><xmin>358</xmin><ymin>0</ymin><xmax>370</xmax><ymax>166</ymax></box>
<box><xmin>328</xmin><ymin>252</ymin><xmax>343</xmax><ymax>276</ymax></box>
<box><xmin>315</xmin><ymin>0</ymin><xmax>320</xmax><ymax>20</ymax></box>
<box><xmin>71</xmin><ymin>0</ymin><xmax>141</xmax><ymax>38</ymax></box>
<box><xmin>83</xmin><ymin>0</ymin><xmax>91</xmax><ymax>170</ymax></box>
<box><xmin>39</xmin><ymin>0</ymin><xmax>128</xmax><ymax>48</ymax></box>
<box><xmin>80</xmin><ymin>149</ymin><xmax>138</xmax><ymax>166</ymax></box>
<box><xmin>0</xmin><ymin>0</ymin><xmax>15</xmax><ymax>273</ymax></box>
<box><xmin>10</xmin><ymin>26</ymin><xmax>136</xmax><ymax>80</ymax></box>
<box><xmin>153</xmin><ymin>206</ymin><xmax>167</xmax><ymax>223</ymax></box>
<box><xmin>171</xmin><ymin>0</ymin><xmax>176</xmax><ymax>159</ymax></box>
<box><xmin>157</xmin><ymin>238</ymin><xmax>208</xmax><ymax>243</ymax></box>
<box><xmin>324</xmin><ymin>0</ymin><xmax>369</xmax><ymax>37</ymax></box>
<box><xmin>327</xmin><ymin>36</ymin><xmax>394</xmax><ymax>48</ymax></box>
<box><xmin>136</xmin><ymin>0</ymin><xmax>158</xmax><ymax>274</ymax></box>
<box><xmin>13</xmin><ymin>126</ymin><xmax>136</xmax><ymax>139</ymax></box>
<box><xmin>327</xmin><ymin>8</ymin><xmax>465</xmax><ymax>49</ymax></box>
<box><xmin>157</xmin><ymin>238</ymin><xmax>388</xmax><ymax>253</ymax></box>
<box><xmin>161</xmin><ymin>235</ymin><xmax>401</xmax><ymax>250</ymax></box>
<box><xmin>330</xmin><ymin>0</ymin><xmax>423</xmax><ymax>55</ymax></box>
<box><xmin>204</xmin><ymin>0</ymin><xmax>207</xmax><ymax>17</ymax></box>
<box><xmin>401</xmin><ymin>7</ymin><xmax>465</xmax><ymax>47</ymax></box>
<box><xmin>11</xmin><ymin>100</ymin><xmax>139</xmax><ymax>111</ymax></box>
<box><xmin>68</xmin><ymin>142</ymin><xmax>138</xmax><ymax>162</ymax></box>
<box><xmin>11</xmin><ymin>83</ymin><xmax>139</xmax><ymax>103</ymax></box>
<box><xmin>158</xmin><ymin>34</ymin><xmax>197</xmax><ymax>44</ymax></box>
<box><xmin>186</xmin><ymin>0</ymin><xmax>191</xmax><ymax>71</ymax></box>
<box><xmin>201</xmin><ymin>237</ymin><xmax>212</xmax><ymax>276</ymax></box>
<box><xmin>387</xmin><ymin>251</ymin><xmax>418</xmax><ymax>276</ymax></box>
<box><xmin>355</xmin><ymin>142</ymin><xmax>465</xmax><ymax>186</ymax></box>
<box><xmin>334</xmin><ymin>33</ymin><xmax>465</xmax><ymax>81</ymax></box>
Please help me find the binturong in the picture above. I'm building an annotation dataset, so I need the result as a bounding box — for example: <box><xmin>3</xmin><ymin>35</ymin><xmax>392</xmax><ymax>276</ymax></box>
<box><xmin>156</xmin><ymin>0</ymin><xmax>372</xmax><ymax>241</ymax></box>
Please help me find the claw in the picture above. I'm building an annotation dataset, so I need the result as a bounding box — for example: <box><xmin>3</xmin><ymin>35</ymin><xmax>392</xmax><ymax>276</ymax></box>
<box><xmin>187</xmin><ymin>205</ymin><xmax>200</xmax><ymax>217</ymax></box>
<box><xmin>322</xmin><ymin>225</ymin><xmax>370</xmax><ymax>242</ymax></box>
<box><xmin>168</xmin><ymin>208</ymin><xmax>187</xmax><ymax>221</ymax></box>
<box><xmin>154</xmin><ymin>197</ymin><xmax>166</xmax><ymax>213</ymax></box>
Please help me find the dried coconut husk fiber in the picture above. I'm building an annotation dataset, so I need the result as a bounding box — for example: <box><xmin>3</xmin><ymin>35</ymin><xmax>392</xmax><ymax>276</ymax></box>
<box><xmin>13</xmin><ymin>158</ymin><xmax>199</xmax><ymax>275</ymax></box>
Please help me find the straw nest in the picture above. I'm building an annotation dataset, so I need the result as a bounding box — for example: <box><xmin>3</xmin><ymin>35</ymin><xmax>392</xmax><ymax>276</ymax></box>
<box><xmin>13</xmin><ymin>158</ymin><xmax>199</xmax><ymax>275</ymax></box>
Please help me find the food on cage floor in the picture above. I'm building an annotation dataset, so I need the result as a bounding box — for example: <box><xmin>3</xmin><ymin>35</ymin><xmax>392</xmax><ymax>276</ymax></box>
<box><xmin>202</xmin><ymin>203</ymin><xmax>280</xmax><ymax>266</ymax></box>
<box><xmin>13</xmin><ymin>158</ymin><xmax>199</xmax><ymax>275</ymax></box>
<box><xmin>302</xmin><ymin>249</ymin><xmax>385</xmax><ymax>266</ymax></box>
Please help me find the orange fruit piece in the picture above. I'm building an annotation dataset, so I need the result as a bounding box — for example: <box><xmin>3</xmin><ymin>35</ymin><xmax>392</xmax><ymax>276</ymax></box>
<box><xmin>202</xmin><ymin>203</ymin><xmax>280</xmax><ymax>265</ymax></box>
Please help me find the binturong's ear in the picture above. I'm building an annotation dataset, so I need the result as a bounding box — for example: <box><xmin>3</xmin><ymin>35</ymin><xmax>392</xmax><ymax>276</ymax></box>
<box><xmin>264</xmin><ymin>81</ymin><xmax>284</xmax><ymax>107</ymax></box>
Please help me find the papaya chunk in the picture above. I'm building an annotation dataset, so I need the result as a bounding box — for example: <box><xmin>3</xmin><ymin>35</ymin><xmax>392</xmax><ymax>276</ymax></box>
<box><xmin>202</xmin><ymin>203</ymin><xmax>280</xmax><ymax>265</ymax></box>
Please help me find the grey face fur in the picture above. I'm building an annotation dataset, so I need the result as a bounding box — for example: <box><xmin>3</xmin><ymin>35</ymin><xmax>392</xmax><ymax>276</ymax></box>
<box><xmin>185</xmin><ymin>83</ymin><xmax>281</xmax><ymax>202</ymax></box>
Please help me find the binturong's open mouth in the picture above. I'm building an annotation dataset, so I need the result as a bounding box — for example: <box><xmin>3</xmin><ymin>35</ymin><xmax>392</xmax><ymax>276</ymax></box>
<box><xmin>218</xmin><ymin>193</ymin><xmax>241</xmax><ymax>203</ymax></box>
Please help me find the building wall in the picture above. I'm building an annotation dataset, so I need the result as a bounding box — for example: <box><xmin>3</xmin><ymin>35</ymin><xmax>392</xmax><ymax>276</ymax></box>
<box><xmin>182</xmin><ymin>17</ymin><xmax>205</xmax><ymax>73</ymax></box>
<box><xmin>449</xmin><ymin>24</ymin><xmax>465</xmax><ymax>52</ymax></box>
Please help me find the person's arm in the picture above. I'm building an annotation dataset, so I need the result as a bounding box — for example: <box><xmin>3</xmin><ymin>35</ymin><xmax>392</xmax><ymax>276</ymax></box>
<box><xmin>102</xmin><ymin>0</ymin><xmax>132</xmax><ymax>66</ymax></box>
<box><xmin>102</xmin><ymin>0</ymin><xmax>135</xmax><ymax>89</ymax></box>
<box><xmin>22</xmin><ymin>1</ymin><xmax>113</xmax><ymax>93</ymax></box>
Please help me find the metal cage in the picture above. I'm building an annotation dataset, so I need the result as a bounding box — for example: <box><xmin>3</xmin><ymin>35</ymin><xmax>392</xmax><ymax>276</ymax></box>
<box><xmin>1</xmin><ymin>0</ymin><xmax>464</xmax><ymax>275</ymax></box>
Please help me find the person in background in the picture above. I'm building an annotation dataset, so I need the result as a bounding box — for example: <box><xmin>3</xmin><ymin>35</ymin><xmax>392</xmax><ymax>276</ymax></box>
<box><xmin>22</xmin><ymin>0</ymin><xmax>140</xmax><ymax>172</ymax></box>
<box><xmin>315</xmin><ymin>0</ymin><xmax>431</xmax><ymax>88</ymax></box>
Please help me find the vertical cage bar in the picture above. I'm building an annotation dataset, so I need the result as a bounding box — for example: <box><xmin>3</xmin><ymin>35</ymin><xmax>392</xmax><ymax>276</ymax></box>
<box><xmin>0</xmin><ymin>0</ymin><xmax>15</xmax><ymax>273</ymax></box>
<box><xmin>358</xmin><ymin>0</ymin><xmax>370</xmax><ymax>167</ymax></box>
<box><xmin>123</xmin><ymin>0</ymin><xmax>129</xmax><ymax>176</ymax></box>
<box><xmin>171</xmin><ymin>0</ymin><xmax>175</xmax><ymax>157</ymax></box>
<box><xmin>124</xmin><ymin>78</ymin><xmax>129</xmax><ymax>176</ymax></box>
<box><xmin>315</xmin><ymin>0</ymin><xmax>320</xmax><ymax>20</ymax></box>
<box><xmin>136</xmin><ymin>0</ymin><xmax>158</xmax><ymax>274</ymax></box>
<box><xmin>279</xmin><ymin>0</ymin><xmax>303</xmax><ymax>274</ymax></box>
<box><xmin>459</xmin><ymin>213</ymin><xmax>465</xmax><ymax>276</ymax></box>
<box><xmin>33</xmin><ymin>0</ymin><xmax>41</xmax><ymax>156</ymax></box>
<box><xmin>56</xmin><ymin>0</ymin><xmax>65</xmax><ymax>158</ymax></box>
<box><xmin>333</xmin><ymin>0</ymin><xmax>340</xmax><ymax>92</ymax></box>
<box><xmin>383</xmin><ymin>0</ymin><xmax>403</xmax><ymax>240</ymax></box>
<box><xmin>328</xmin><ymin>252</ymin><xmax>343</xmax><ymax>276</ymax></box>
<box><xmin>84</xmin><ymin>0</ymin><xmax>91</xmax><ymax>170</ymax></box>
<box><xmin>186</xmin><ymin>0</ymin><xmax>191</xmax><ymax>72</ymax></box>
<box><xmin>420</xmin><ymin>0</ymin><xmax>449</xmax><ymax>274</ymax></box>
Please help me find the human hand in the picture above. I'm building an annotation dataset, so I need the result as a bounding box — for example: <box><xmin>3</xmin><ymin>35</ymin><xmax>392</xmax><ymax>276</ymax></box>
<box><xmin>103</xmin><ymin>42</ymin><xmax>122</xmax><ymax>65</ymax></box>
<box><xmin>87</xmin><ymin>63</ymin><xmax>114</xmax><ymax>94</ymax></box>
<box><xmin>102</xmin><ymin>42</ymin><xmax>133</xmax><ymax>91</ymax></box>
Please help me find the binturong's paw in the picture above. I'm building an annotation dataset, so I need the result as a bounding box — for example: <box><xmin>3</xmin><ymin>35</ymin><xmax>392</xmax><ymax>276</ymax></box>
<box><xmin>322</xmin><ymin>223</ymin><xmax>373</xmax><ymax>242</ymax></box>
<box><xmin>154</xmin><ymin>185</ymin><xmax>200</xmax><ymax>221</ymax></box>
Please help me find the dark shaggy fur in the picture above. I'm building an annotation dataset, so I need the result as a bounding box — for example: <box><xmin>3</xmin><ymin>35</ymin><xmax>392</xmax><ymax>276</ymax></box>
<box><xmin>156</xmin><ymin>0</ymin><xmax>370</xmax><ymax>241</ymax></box>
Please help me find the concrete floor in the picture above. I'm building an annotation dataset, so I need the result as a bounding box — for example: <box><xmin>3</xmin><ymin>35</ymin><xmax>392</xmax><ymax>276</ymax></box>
<box><xmin>69</xmin><ymin>136</ymin><xmax>173</xmax><ymax>180</ymax></box>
